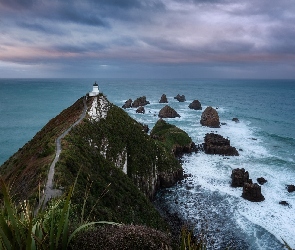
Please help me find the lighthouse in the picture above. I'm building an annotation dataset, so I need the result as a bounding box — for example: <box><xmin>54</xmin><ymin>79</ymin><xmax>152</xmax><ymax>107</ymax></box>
<box><xmin>89</xmin><ymin>82</ymin><xmax>99</xmax><ymax>96</ymax></box>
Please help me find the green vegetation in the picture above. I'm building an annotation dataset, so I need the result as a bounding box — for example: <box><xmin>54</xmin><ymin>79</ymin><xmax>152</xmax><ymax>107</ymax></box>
<box><xmin>0</xmin><ymin>178</ymin><xmax>119</xmax><ymax>249</ymax></box>
<box><xmin>150</xmin><ymin>119</ymin><xmax>192</xmax><ymax>153</ymax></box>
<box><xmin>0</xmin><ymin>97</ymin><xmax>85</xmax><ymax>202</ymax></box>
<box><xmin>54</xmin><ymin>102</ymin><xmax>181</xmax><ymax>230</ymax></box>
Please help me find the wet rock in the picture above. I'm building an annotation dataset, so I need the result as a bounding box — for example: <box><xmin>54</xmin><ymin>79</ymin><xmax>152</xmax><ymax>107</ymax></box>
<box><xmin>200</xmin><ymin>106</ymin><xmax>220</xmax><ymax>128</ymax></box>
<box><xmin>158</xmin><ymin>105</ymin><xmax>180</xmax><ymax>118</ymax></box>
<box><xmin>242</xmin><ymin>183</ymin><xmax>265</xmax><ymax>202</ymax></box>
<box><xmin>232</xmin><ymin>118</ymin><xmax>239</xmax><ymax>123</ymax></box>
<box><xmin>188</xmin><ymin>100</ymin><xmax>202</xmax><ymax>110</ymax></box>
<box><xmin>257</xmin><ymin>177</ymin><xmax>267</xmax><ymax>185</ymax></box>
<box><xmin>122</xmin><ymin>99</ymin><xmax>132</xmax><ymax>109</ymax></box>
<box><xmin>221</xmin><ymin>122</ymin><xmax>227</xmax><ymax>125</ymax></box>
<box><xmin>136</xmin><ymin>106</ymin><xmax>145</xmax><ymax>114</ymax></box>
<box><xmin>279</xmin><ymin>201</ymin><xmax>290</xmax><ymax>206</ymax></box>
<box><xmin>159</xmin><ymin>94</ymin><xmax>168</xmax><ymax>103</ymax></box>
<box><xmin>286</xmin><ymin>184</ymin><xmax>295</xmax><ymax>193</ymax></box>
<box><xmin>174</xmin><ymin>94</ymin><xmax>186</xmax><ymax>102</ymax></box>
<box><xmin>204</xmin><ymin>133</ymin><xmax>239</xmax><ymax>156</ymax></box>
<box><xmin>231</xmin><ymin>168</ymin><xmax>251</xmax><ymax>187</ymax></box>
<box><xmin>132</xmin><ymin>96</ymin><xmax>150</xmax><ymax>108</ymax></box>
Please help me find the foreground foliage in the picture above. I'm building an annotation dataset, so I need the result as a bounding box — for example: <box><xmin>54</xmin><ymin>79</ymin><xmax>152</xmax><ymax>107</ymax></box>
<box><xmin>0</xmin><ymin>178</ymin><xmax>118</xmax><ymax>249</ymax></box>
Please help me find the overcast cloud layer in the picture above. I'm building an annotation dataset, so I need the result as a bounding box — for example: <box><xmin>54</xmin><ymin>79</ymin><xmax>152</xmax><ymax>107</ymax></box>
<box><xmin>0</xmin><ymin>0</ymin><xmax>294</xmax><ymax>78</ymax></box>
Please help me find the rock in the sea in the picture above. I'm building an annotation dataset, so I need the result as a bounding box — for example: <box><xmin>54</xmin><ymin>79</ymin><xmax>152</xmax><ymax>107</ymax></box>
<box><xmin>286</xmin><ymin>184</ymin><xmax>295</xmax><ymax>193</ymax></box>
<box><xmin>242</xmin><ymin>183</ymin><xmax>265</xmax><ymax>202</ymax></box>
<box><xmin>158</xmin><ymin>105</ymin><xmax>180</xmax><ymax>118</ymax></box>
<box><xmin>122</xmin><ymin>99</ymin><xmax>132</xmax><ymax>109</ymax></box>
<box><xmin>200</xmin><ymin>106</ymin><xmax>220</xmax><ymax>128</ymax></box>
<box><xmin>232</xmin><ymin>118</ymin><xmax>239</xmax><ymax>123</ymax></box>
<box><xmin>174</xmin><ymin>94</ymin><xmax>186</xmax><ymax>102</ymax></box>
<box><xmin>136</xmin><ymin>106</ymin><xmax>145</xmax><ymax>114</ymax></box>
<box><xmin>231</xmin><ymin>168</ymin><xmax>251</xmax><ymax>187</ymax></box>
<box><xmin>204</xmin><ymin>133</ymin><xmax>239</xmax><ymax>156</ymax></box>
<box><xmin>188</xmin><ymin>100</ymin><xmax>202</xmax><ymax>110</ymax></box>
<box><xmin>159</xmin><ymin>94</ymin><xmax>168</xmax><ymax>103</ymax></box>
<box><xmin>257</xmin><ymin>177</ymin><xmax>267</xmax><ymax>185</ymax></box>
<box><xmin>279</xmin><ymin>201</ymin><xmax>290</xmax><ymax>207</ymax></box>
<box><xmin>132</xmin><ymin>96</ymin><xmax>150</xmax><ymax>108</ymax></box>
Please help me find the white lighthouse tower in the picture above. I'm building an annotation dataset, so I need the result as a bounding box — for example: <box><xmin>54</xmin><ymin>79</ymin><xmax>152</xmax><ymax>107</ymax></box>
<box><xmin>89</xmin><ymin>82</ymin><xmax>99</xmax><ymax>96</ymax></box>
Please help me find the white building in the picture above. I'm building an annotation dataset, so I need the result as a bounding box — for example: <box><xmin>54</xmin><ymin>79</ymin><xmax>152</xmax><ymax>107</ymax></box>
<box><xmin>89</xmin><ymin>82</ymin><xmax>100</xmax><ymax>96</ymax></box>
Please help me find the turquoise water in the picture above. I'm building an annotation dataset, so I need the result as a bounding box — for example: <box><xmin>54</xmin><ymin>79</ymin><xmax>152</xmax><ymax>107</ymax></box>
<box><xmin>0</xmin><ymin>78</ymin><xmax>295</xmax><ymax>249</ymax></box>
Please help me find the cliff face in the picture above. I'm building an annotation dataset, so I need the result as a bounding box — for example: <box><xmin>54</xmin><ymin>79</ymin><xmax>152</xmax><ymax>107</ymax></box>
<box><xmin>1</xmin><ymin>94</ymin><xmax>184</xmax><ymax>229</ymax></box>
<box><xmin>55</xmin><ymin>95</ymin><xmax>182</xmax><ymax>199</ymax></box>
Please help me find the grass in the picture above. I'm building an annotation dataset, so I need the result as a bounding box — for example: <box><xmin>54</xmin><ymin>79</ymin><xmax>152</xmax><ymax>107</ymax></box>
<box><xmin>0</xmin><ymin>177</ymin><xmax>119</xmax><ymax>250</ymax></box>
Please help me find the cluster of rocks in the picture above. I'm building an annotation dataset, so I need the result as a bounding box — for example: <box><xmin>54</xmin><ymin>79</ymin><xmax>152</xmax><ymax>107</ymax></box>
<box><xmin>231</xmin><ymin>168</ymin><xmax>265</xmax><ymax>202</ymax></box>
<box><xmin>231</xmin><ymin>169</ymin><xmax>294</xmax><ymax>206</ymax></box>
<box><xmin>122</xmin><ymin>96</ymin><xmax>150</xmax><ymax>109</ymax></box>
<box><xmin>203</xmin><ymin>133</ymin><xmax>239</xmax><ymax>156</ymax></box>
<box><xmin>174</xmin><ymin>94</ymin><xmax>186</xmax><ymax>102</ymax></box>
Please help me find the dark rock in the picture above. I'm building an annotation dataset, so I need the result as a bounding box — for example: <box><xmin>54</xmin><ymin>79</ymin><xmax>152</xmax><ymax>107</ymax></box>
<box><xmin>174</xmin><ymin>94</ymin><xmax>186</xmax><ymax>102</ymax></box>
<box><xmin>242</xmin><ymin>183</ymin><xmax>265</xmax><ymax>202</ymax></box>
<box><xmin>239</xmin><ymin>149</ymin><xmax>243</xmax><ymax>151</ymax></box>
<box><xmin>231</xmin><ymin>168</ymin><xmax>251</xmax><ymax>187</ymax></box>
<box><xmin>122</xmin><ymin>99</ymin><xmax>132</xmax><ymax>109</ymax></box>
<box><xmin>188</xmin><ymin>100</ymin><xmax>202</xmax><ymax>110</ymax></box>
<box><xmin>221</xmin><ymin>123</ymin><xmax>227</xmax><ymax>125</ymax></box>
<box><xmin>159</xmin><ymin>94</ymin><xmax>168</xmax><ymax>103</ymax></box>
<box><xmin>200</xmin><ymin>106</ymin><xmax>220</xmax><ymax>128</ymax></box>
<box><xmin>158</xmin><ymin>105</ymin><xmax>180</xmax><ymax>118</ymax></box>
<box><xmin>232</xmin><ymin>118</ymin><xmax>239</xmax><ymax>123</ymax></box>
<box><xmin>132</xmin><ymin>96</ymin><xmax>150</xmax><ymax>108</ymax></box>
<box><xmin>286</xmin><ymin>184</ymin><xmax>295</xmax><ymax>193</ymax></box>
<box><xmin>141</xmin><ymin>124</ymin><xmax>149</xmax><ymax>133</ymax></box>
<box><xmin>136</xmin><ymin>106</ymin><xmax>145</xmax><ymax>114</ymax></box>
<box><xmin>159</xmin><ymin>168</ymin><xmax>184</xmax><ymax>188</ymax></box>
<box><xmin>204</xmin><ymin>133</ymin><xmax>239</xmax><ymax>156</ymax></box>
<box><xmin>257</xmin><ymin>177</ymin><xmax>267</xmax><ymax>185</ymax></box>
<box><xmin>279</xmin><ymin>201</ymin><xmax>290</xmax><ymax>206</ymax></box>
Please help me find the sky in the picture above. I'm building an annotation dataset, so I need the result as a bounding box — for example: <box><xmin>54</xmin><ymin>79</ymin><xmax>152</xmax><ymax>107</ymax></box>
<box><xmin>0</xmin><ymin>0</ymin><xmax>294</xmax><ymax>79</ymax></box>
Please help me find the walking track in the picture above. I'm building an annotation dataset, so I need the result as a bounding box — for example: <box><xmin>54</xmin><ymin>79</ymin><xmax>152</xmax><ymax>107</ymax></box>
<box><xmin>39</xmin><ymin>96</ymin><xmax>87</xmax><ymax>208</ymax></box>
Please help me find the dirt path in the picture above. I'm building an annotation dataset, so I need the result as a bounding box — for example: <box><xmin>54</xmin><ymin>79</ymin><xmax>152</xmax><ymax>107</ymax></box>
<box><xmin>38</xmin><ymin>96</ymin><xmax>87</xmax><ymax>209</ymax></box>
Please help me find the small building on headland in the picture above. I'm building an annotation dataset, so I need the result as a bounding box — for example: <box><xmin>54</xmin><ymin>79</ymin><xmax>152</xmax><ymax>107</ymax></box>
<box><xmin>89</xmin><ymin>82</ymin><xmax>100</xmax><ymax>96</ymax></box>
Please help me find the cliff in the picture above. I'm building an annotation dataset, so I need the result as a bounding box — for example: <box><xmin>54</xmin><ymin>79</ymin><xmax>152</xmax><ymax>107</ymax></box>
<box><xmin>0</xmin><ymin>94</ymin><xmax>183</xmax><ymax>230</ymax></box>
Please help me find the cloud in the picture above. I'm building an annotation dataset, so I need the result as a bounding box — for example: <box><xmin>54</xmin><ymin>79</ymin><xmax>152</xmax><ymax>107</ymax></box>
<box><xmin>0</xmin><ymin>0</ymin><xmax>294</xmax><ymax>78</ymax></box>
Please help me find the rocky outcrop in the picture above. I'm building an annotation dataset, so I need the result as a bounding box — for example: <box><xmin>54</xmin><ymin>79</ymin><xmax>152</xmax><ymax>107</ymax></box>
<box><xmin>159</xmin><ymin>94</ymin><xmax>168</xmax><ymax>103</ymax></box>
<box><xmin>257</xmin><ymin>177</ymin><xmax>267</xmax><ymax>185</ymax></box>
<box><xmin>174</xmin><ymin>94</ymin><xmax>186</xmax><ymax>102</ymax></box>
<box><xmin>188</xmin><ymin>100</ymin><xmax>202</xmax><ymax>110</ymax></box>
<box><xmin>132</xmin><ymin>96</ymin><xmax>150</xmax><ymax>108</ymax></box>
<box><xmin>242</xmin><ymin>182</ymin><xmax>265</xmax><ymax>202</ymax></box>
<box><xmin>122</xmin><ymin>99</ymin><xmax>132</xmax><ymax>109</ymax></box>
<box><xmin>204</xmin><ymin>133</ymin><xmax>239</xmax><ymax>156</ymax></box>
<box><xmin>159</xmin><ymin>168</ymin><xmax>184</xmax><ymax>188</ymax></box>
<box><xmin>231</xmin><ymin>168</ymin><xmax>251</xmax><ymax>187</ymax></box>
<box><xmin>158</xmin><ymin>105</ymin><xmax>180</xmax><ymax>118</ymax></box>
<box><xmin>232</xmin><ymin>118</ymin><xmax>239</xmax><ymax>123</ymax></box>
<box><xmin>200</xmin><ymin>106</ymin><xmax>220</xmax><ymax>128</ymax></box>
<box><xmin>150</xmin><ymin>119</ymin><xmax>193</xmax><ymax>157</ymax></box>
<box><xmin>136</xmin><ymin>106</ymin><xmax>145</xmax><ymax>114</ymax></box>
<box><xmin>287</xmin><ymin>184</ymin><xmax>295</xmax><ymax>192</ymax></box>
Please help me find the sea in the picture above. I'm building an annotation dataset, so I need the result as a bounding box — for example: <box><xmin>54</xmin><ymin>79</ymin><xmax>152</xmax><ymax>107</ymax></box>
<box><xmin>0</xmin><ymin>78</ymin><xmax>294</xmax><ymax>249</ymax></box>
